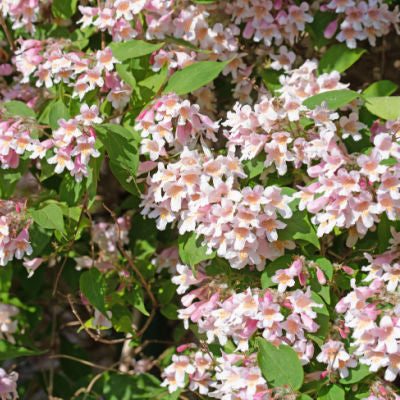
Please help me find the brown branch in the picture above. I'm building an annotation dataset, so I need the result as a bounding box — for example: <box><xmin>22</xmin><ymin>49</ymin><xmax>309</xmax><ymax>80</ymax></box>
<box><xmin>0</xmin><ymin>14</ymin><xmax>15</xmax><ymax>51</ymax></box>
<box><xmin>50</xmin><ymin>354</ymin><xmax>121</xmax><ymax>373</ymax></box>
<box><xmin>52</xmin><ymin>191</ymin><xmax>89</xmax><ymax>296</ymax></box>
<box><xmin>67</xmin><ymin>294</ymin><xmax>137</xmax><ymax>344</ymax></box>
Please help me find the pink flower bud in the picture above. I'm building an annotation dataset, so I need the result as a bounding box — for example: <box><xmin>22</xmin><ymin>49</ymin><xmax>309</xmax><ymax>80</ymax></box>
<box><xmin>342</xmin><ymin>265</ymin><xmax>354</xmax><ymax>275</ymax></box>
<box><xmin>117</xmin><ymin>283</ymin><xmax>125</xmax><ymax>292</ymax></box>
<box><xmin>320</xmin><ymin>370</ymin><xmax>329</xmax><ymax>379</ymax></box>
<box><xmin>0</xmin><ymin>63</ymin><xmax>13</xmax><ymax>76</ymax></box>
<box><xmin>316</xmin><ymin>267</ymin><xmax>326</xmax><ymax>285</ymax></box>
<box><xmin>324</xmin><ymin>19</ymin><xmax>338</xmax><ymax>39</ymax></box>
<box><xmin>80</xmin><ymin>293</ymin><xmax>89</xmax><ymax>305</ymax></box>
<box><xmin>281</xmin><ymin>301</ymin><xmax>293</xmax><ymax>309</ymax></box>
<box><xmin>177</xmin><ymin>344</ymin><xmax>190</xmax><ymax>353</ymax></box>
<box><xmin>89</xmin><ymin>127</ymin><xmax>96</xmax><ymax>138</ymax></box>
<box><xmin>15</xmin><ymin>204</ymin><xmax>21</xmax><ymax>213</ymax></box>
<box><xmin>299</xmin><ymin>272</ymin><xmax>306</xmax><ymax>286</ymax></box>
<box><xmin>274</xmin><ymin>0</ymin><xmax>282</xmax><ymax>9</ymax></box>
<box><xmin>370</xmin><ymin>278</ymin><xmax>384</xmax><ymax>290</ymax></box>
<box><xmin>339</xmin><ymin>328</ymin><xmax>347</xmax><ymax>339</ymax></box>
<box><xmin>379</xmin><ymin>385</ymin><xmax>387</xmax><ymax>396</ymax></box>
<box><xmin>320</xmin><ymin>5</ymin><xmax>329</xmax><ymax>11</ymax></box>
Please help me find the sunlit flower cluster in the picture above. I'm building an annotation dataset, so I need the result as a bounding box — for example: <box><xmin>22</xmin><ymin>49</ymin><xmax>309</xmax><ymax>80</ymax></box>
<box><xmin>323</xmin><ymin>0</ymin><xmax>400</xmax><ymax>48</ymax></box>
<box><xmin>0</xmin><ymin>200</ymin><xmax>31</xmax><ymax>267</ymax></box>
<box><xmin>0</xmin><ymin>103</ymin><xmax>102</xmax><ymax>181</ymax></box>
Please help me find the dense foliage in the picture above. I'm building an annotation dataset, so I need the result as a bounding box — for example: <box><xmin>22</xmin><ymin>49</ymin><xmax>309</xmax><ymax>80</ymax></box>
<box><xmin>0</xmin><ymin>0</ymin><xmax>399</xmax><ymax>399</ymax></box>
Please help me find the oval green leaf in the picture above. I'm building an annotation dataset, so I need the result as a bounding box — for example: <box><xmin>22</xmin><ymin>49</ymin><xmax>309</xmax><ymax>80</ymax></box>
<box><xmin>303</xmin><ymin>90</ymin><xmax>360</xmax><ymax>110</ymax></box>
<box><xmin>163</xmin><ymin>60</ymin><xmax>230</xmax><ymax>95</ymax></box>
<box><xmin>257</xmin><ymin>338</ymin><xmax>304</xmax><ymax>391</ymax></box>
<box><xmin>318</xmin><ymin>44</ymin><xmax>366</xmax><ymax>74</ymax></box>
<box><xmin>80</xmin><ymin>268</ymin><xmax>107</xmax><ymax>316</ymax></box>
<box><xmin>110</xmin><ymin>39</ymin><xmax>164</xmax><ymax>61</ymax></box>
<box><xmin>364</xmin><ymin>96</ymin><xmax>400</xmax><ymax>121</ymax></box>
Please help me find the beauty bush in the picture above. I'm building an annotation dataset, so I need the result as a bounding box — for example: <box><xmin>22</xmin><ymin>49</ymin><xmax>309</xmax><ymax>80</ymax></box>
<box><xmin>0</xmin><ymin>0</ymin><xmax>400</xmax><ymax>399</ymax></box>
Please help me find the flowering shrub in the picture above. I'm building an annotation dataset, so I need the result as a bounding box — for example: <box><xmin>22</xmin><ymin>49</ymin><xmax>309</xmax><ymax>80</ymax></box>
<box><xmin>0</xmin><ymin>0</ymin><xmax>400</xmax><ymax>399</ymax></box>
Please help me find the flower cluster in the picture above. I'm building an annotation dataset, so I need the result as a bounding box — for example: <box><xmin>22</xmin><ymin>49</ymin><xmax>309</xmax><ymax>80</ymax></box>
<box><xmin>0</xmin><ymin>0</ymin><xmax>41</xmax><ymax>34</ymax></box>
<box><xmin>136</xmin><ymin>93</ymin><xmax>219</xmax><ymax>161</ymax></box>
<box><xmin>162</xmin><ymin>350</ymin><xmax>269</xmax><ymax>398</ymax></box>
<box><xmin>223</xmin><ymin>59</ymin><xmax>348</xmax><ymax>167</ymax></box>
<box><xmin>0</xmin><ymin>103</ymin><xmax>102</xmax><ymax>181</ymax></box>
<box><xmin>227</xmin><ymin>0</ymin><xmax>313</xmax><ymax>47</ymax></box>
<box><xmin>161</xmin><ymin>258</ymin><xmax>324</xmax><ymax>397</ymax></box>
<box><xmin>323</xmin><ymin>0</ymin><xmax>400</xmax><ymax>48</ymax></box>
<box><xmin>333</xmin><ymin>232</ymin><xmax>400</xmax><ymax>383</ymax></box>
<box><xmin>0</xmin><ymin>199</ymin><xmax>31</xmax><ymax>267</ymax></box>
<box><xmin>297</xmin><ymin>127</ymin><xmax>400</xmax><ymax>245</ymax></box>
<box><xmin>14</xmin><ymin>39</ymin><xmax>130</xmax><ymax>108</ymax></box>
<box><xmin>141</xmin><ymin>147</ymin><xmax>296</xmax><ymax>270</ymax></box>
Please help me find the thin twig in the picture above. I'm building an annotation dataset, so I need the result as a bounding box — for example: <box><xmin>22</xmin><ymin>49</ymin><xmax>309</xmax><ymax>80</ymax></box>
<box><xmin>67</xmin><ymin>294</ymin><xmax>137</xmax><ymax>344</ymax></box>
<box><xmin>52</xmin><ymin>191</ymin><xmax>89</xmax><ymax>296</ymax></box>
<box><xmin>50</xmin><ymin>354</ymin><xmax>122</xmax><ymax>373</ymax></box>
<box><xmin>0</xmin><ymin>14</ymin><xmax>15</xmax><ymax>51</ymax></box>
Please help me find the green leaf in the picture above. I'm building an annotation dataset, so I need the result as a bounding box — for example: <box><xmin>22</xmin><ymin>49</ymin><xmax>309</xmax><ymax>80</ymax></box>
<box><xmin>163</xmin><ymin>60</ymin><xmax>230</xmax><ymax>95</ymax></box>
<box><xmin>110</xmin><ymin>40</ymin><xmax>164</xmax><ymax>61</ymax></box>
<box><xmin>256</xmin><ymin>338</ymin><xmax>304</xmax><ymax>391</ymax></box>
<box><xmin>318</xmin><ymin>44</ymin><xmax>366</xmax><ymax>74</ymax></box>
<box><xmin>261</xmin><ymin>69</ymin><xmax>282</xmax><ymax>94</ymax></box>
<box><xmin>362</xmin><ymin>80</ymin><xmax>398</xmax><ymax>98</ymax></box>
<box><xmin>0</xmin><ymin>157</ymin><xmax>30</xmax><ymax>198</ymax></box>
<box><xmin>339</xmin><ymin>363</ymin><xmax>372</xmax><ymax>385</ymax></box>
<box><xmin>30</xmin><ymin>204</ymin><xmax>65</xmax><ymax>234</ymax></box>
<box><xmin>305</xmin><ymin>11</ymin><xmax>336</xmax><ymax>49</ymax></box>
<box><xmin>49</xmin><ymin>100</ymin><xmax>70</xmax><ymax>130</ymax></box>
<box><xmin>116</xmin><ymin>63</ymin><xmax>137</xmax><ymax>88</ymax></box>
<box><xmin>102</xmin><ymin>373</ymin><xmax>169</xmax><ymax>399</ymax></box>
<box><xmin>309</xmin><ymin>257</ymin><xmax>333</xmax><ymax>304</ymax></box>
<box><xmin>80</xmin><ymin>268</ymin><xmax>107</xmax><ymax>315</ymax></box>
<box><xmin>109</xmin><ymin>162</ymin><xmax>139</xmax><ymax>195</ymax></box>
<box><xmin>364</xmin><ymin>97</ymin><xmax>400</xmax><ymax>121</ymax></box>
<box><xmin>278</xmin><ymin>209</ymin><xmax>320</xmax><ymax>249</ymax></box>
<box><xmin>136</xmin><ymin>64</ymin><xmax>168</xmax><ymax>104</ymax></box>
<box><xmin>164</xmin><ymin>35</ymin><xmax>212</xmax><ymax>53</ymax></box>
<box><xmin>52</xmin><ymin>0</ymin><xmax>78</xmax><ymax>18</ymax></box>
<box><xmin>311</xmin><ymin>257</ymin><xmax>333</xmax><ymax>280</ymax></box>
<box><xmin>157</xmin><ymin>281</ymin><xmax>176</xmax><ymax>304</ymax></box>
<box><xmin>125</xmin><ymin>284</ymin><xmax>149</xmax><ymax>316</ymax></box>
<box><xmin>60</xmin><ymin>173</ymin><xmax>86</xmax><ymax>206</ymax></box>
<box><xmin>243</xmin><ymin>153</ymin><xmax>266</xmax><ymax>179</ymax></box>
<box><xmin>110</xmin><ymin>304</ymin><xmax>139</xmax><ymax>336</ymax></box>
<box><xmin>318</xmin><ymin>384</ymin><xmax>345</xmax><ymax>400</ymax></box>
<box><xmin>307</xmin><ymin>292</ymin><xmax>329</xmax><ymax>346</ymax></box>
<box><xmin>303</xmin><ymin>90</ymin><xmax>360</xmax><ymax>111</ymax></box>
<box><xmin>95</xmin><ymin>124</ymin><xmax>139</xmax><ymax>177</ymax></box>
<box><xmin>3</xmin><ymin>101</ymin><xmax>35</xmax><ymax>118</ymax></box>
<box><xmin>0</xmin><ymin>340</ymin><xmax>45</xmax><ymax>360</ymax></box>
<box><xmin>0</xmin><ymin>267</ymin><xmax>12</xmax><ymax>292</ymax></box>
<box><xmin>178</xmin><ymin>232</ymin><xmax>216</xmax><ymax>271</ymax></box>
<box><xmin>160</xmin><ymin>303</ymin><xmax>178</xmax><ymax>320</ymax></box>
<box><xmin>377</xmin><ymin>213</ymin><xmax>392</xmax><ymax>253</ymax></box>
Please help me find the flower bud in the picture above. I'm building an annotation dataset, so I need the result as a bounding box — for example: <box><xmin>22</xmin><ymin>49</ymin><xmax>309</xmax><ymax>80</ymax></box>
<box><xmin>324</xmin><ymin>19</ymin><xmax>338</xmax><ymax>39</ymax></box>
<box><xmin>316</xmin><ymin>267</ymin><xmax>326</xmax><ymax>285</ymax></box>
